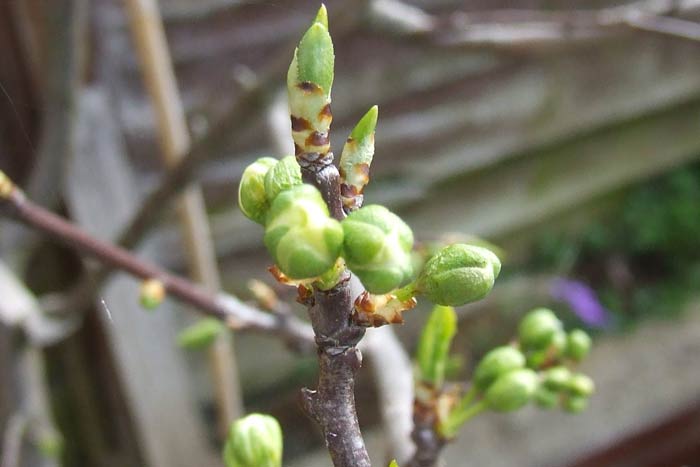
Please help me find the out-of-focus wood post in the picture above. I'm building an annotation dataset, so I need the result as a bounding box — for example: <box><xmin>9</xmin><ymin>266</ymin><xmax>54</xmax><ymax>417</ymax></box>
<box><xmin>124</xmin><ymin>0</ymin><xmax>243</xmax><ymax>436</ymax></box>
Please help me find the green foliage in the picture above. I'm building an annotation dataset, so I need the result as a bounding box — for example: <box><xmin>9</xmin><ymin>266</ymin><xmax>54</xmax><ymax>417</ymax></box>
<box><xmin>177</xmin><ymin>318</ymin><xmax>225</xmax><ymax>350</ymax></box>
<box><xmin>416</xmin><ymin>305</ymin><xmax>457</xmax><ymax>387</ymax></box>
<box><xmin>223</xmin><ymin>414</ymin><xmax>283</xmax><ymax>467</ymax></box>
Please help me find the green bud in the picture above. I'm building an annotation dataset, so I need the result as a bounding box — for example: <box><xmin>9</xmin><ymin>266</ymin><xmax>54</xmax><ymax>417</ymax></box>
<box><xmin>534</xmin><ymin>386</ymin><xmax>559</xmax><ymax>409</ymax></box>
<box><xmin>388</xmin><ymin>461</ymin><xmax>399</xmax><ymax>467</ymax></box>
<box><xmin>139</xmin><ymin>278</ymin><xmax>165</xmax><ymax>310</ymax></box>
<box><xmin>264</xmin><ymin>156</ymin><xmax>302</xmax><ymax>205</ymax></box>
<box><xmin>342</xmin><ymin>204</ymin><xmax>413</xmax><ymax>293</ymax></box>
<box><xmin>416</xmin><ymin>305</ymin><xmax>457</xmax><ymax>387</ymax></box>
<box><xmin>339</xmin><ymin>106</ymin><xmax>378</xmax><ymax>211</ymax></box>
<box><xmin>313</xmin><ymin>4</ymin><xmax>328</xmax><ymax>28</ymax></box>
<box><xmin>473</xmin><ymin>346</ymin><xmax>526</xmax><ymax>391</ymax></box>
<box><xmin>484</xmin><ymin>369</ymin><xmax>538</xmax><ymax>412</ymax></box>
<box><xmin>296</xmin><ymin>19</ymin><xmax>334</xmax><ymax>97</ymax></box>
<box><xmin>567</xmin><ymin>373</ymin><xmax>595</xmax><ymax>397</ymax></box>
<box><xmin>177</xmin><ymin>318</ymin><xmax>225</xmax><ymax>350</ymax></box>
<box><xmin>264</xmin><ymin>184</ymin><xmax>343</xmax><ymax>279</ymax></box>
<box><xmin>518</xmin><ymin>308</ymin><xmax>563</xmax><ymax>351</ymax></box>
<box><xmin>223</xmin><ymin>413</ymin><xmax>283</xmax><ymax>467</ymax></box>
<box><xmin>238</xmin><ymin>157</ymin><xmax>278</xmax><ymax>225</ymax></box>
<box><xmin>566</xmin><ymin>329</ymin><xmax>592</xmax><ymax>362</ymax></box>
<box><xmin>542</xmin><ymin>366</ymin><xmax>571</xmax><ymax>391</ymax></box>
<box><xmin>416</xmin><ymin>244</ymin><xmax>501</xmax><ymax>306</ymax></box>
<box><xmin>563</xmin><ymin>395</ymin><xmax>588</xmax><ymax>414</ymax></box>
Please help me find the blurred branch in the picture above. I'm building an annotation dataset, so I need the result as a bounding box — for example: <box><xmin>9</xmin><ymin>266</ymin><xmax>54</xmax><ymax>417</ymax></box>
<box><xmin>368</xmin><ymin>0</ymin><xmax>700</xmax><ymax>47</ymax></box>
<box><xmin>125</xmin><ymin>0</ymin><xmax>242</xmax><ymax>432</ymax></box>
<box><xmin>362</xmin><ymin>327</ymin><xmax>416</xmax><ymax>464</ymax></box>
<box><xmin>0</xmin><ymin>178</ymin><xmax>314</xmax><ymax>348</ymax></box>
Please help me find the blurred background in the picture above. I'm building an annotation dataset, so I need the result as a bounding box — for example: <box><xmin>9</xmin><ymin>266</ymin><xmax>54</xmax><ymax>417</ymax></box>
<box><xmin>1</xmin><ymin>0</ymin><xmax>700</xmax><ymax>466</ymax></box>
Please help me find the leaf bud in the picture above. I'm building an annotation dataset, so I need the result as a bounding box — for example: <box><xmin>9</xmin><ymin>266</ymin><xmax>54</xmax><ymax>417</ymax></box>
<box><xmin>342</xmin><ymin>204</ymin><xmax>413</xmax><ymax>293</ymax></box>
<box><xmin>416</xmin><ymin>305</ymin><xmax>457</xmax><ymax>387</ymax></box>
<box><xmin>339</xmin><ymin>106</ymin><xmax>378</xmax><ymax>211</ymax></box>
<box><xmin>473</xmin><ymin>346</ymin><xmax>526</xmax><ymax>391</ymax></box>
<box><xmin>177</xmin><ymin>318</ymin><xmax>225</xmax><ymax>350</ymax></box>
<box><xmin>484</xmin><ymin>368</ymin><xmax>538</xmax><ymax>412</ymax></box>
<box><xmin>416</xmin><ymin>244</ymin><xmax>501</xmax><ymax>306</ymax></box>
<box><xmin>223</xmin><ymin>413</ymin><xmax>283</xmax><ymax>467</ymax></box>
<box><xmin>238</xmin><ymin>157</ymin><xmax>278</xmax><ymax>225</ymax></box>
<box><xmin>140</xmin><ymin>278</ymin><xmax>165</xmax><ymax>310</ymax></box>
<box><xmin>518</xmin><ymin>308</ymin><xmax>563</xmax><ymax>351</ymax></box>
<box><xmin>263</xmin><ymin>156</ymin><xmax>302</xmax><ymax>205</ymax></box>
<box><xmin>264</xmin><ymin>184</ymin><xmax>343</xmax><ymax>279</ymax></box>
<box><xmin>566</xmin><ymin>329</ymin><xmax>592</xmax><ymax>362</ymax></box>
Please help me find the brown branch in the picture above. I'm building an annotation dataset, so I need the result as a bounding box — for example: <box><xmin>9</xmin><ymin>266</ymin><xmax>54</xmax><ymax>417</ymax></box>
<box><xmin>296</xmin><ymin>147</ymin><xmax>370</xmax><ymax>466</ymax></box>
<box><xmin>0</xmin><ymin>180</ymin><xmax>314</xmax><ymax>349</ymax></box>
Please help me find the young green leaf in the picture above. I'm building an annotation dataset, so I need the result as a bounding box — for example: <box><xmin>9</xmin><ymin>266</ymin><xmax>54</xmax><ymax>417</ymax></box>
<box><xmin>416</xmin><ymin>305</ymin><xmax>457</xmax><ymax>387</ymax></box>
<box><xmin>177</xmin><ymin>318</ymin><xmax>225</xmax><ymax>350</ymax></box>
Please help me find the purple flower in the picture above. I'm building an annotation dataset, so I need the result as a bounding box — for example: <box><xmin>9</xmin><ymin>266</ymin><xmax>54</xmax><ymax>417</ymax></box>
<box><xmin>550</xmin><ymin>278</ymin><xmax>610</xmax><ymax>328</ymax></box>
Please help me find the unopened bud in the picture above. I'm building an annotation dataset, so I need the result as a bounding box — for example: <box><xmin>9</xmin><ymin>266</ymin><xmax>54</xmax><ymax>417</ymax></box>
<box><xmin>223</xmin><ymin>413</ymin><xmax>283</xmax><ymax>467</ymax></box>
<box><xmin>416</xmin><ymin>244</ymin><xmax>501</xmax><ymax>306</ymax></box>
<box><xmin>177</xmin><ymin>318</ymin><xmax>225</xmax><ymax>350</ymax></box>
<box><xmin>541</xmin><ymin>366</ymin><xmax>571</xmax><ymax>391</ymax></box>
<box><xmin>473</xmin><ymin>346</ymin><xmax>526</xmax><ymax>391</ymax></box>
<box><xmin>264</xmin><ymin>184</ymin><xmax>343</xmax><ymax>279</ymax></box>
<box><xmin>0</xmin><ymin>170</ymin><xmax>15</xmax><ymax>198</ymax></box>
<box><xmin>342</xmin><ymin>204</ymin><xmax>413</xmax><ymax>293</ymax></box>
<box><xmin>339</xmin><ymin>106</ymin><xmax>378</xmax><ymax>211</ymax></box>
<box><xmin>567</xmin><ymin>372</ymin><xmax>595</xmax><ymax>397</ymax></box>
<box><xmin>264</xmin><ymin>156</ymin><xmax>302</xmax><ymax>204</ymax></box>
<box><xmin>566</xmin><ymin>329</ymin><xmax>592</xmax><ymax>362</ymax></box>
<box><xmin>140</xmin><ymin>279</ymin><xmax>165</xmax><ymax>310</ymax></box>
<box><xmin>518</xmin><ymin>308</ymin><xmax>563</xmax><ymax>351</ymax></box>
<box><xmin>238</xmin><ymin>157</ymin><xmax>278</xmax><ymax>225</ymax></box>
<box><xmin>484</xmin><ymin>368</ymin><xmax>538</xmax><ymax>412</ymax></box>
<box><xmin>563</xmin><ymin>395</ymin><xmax>588</xmax><ymax>414</ymax></box>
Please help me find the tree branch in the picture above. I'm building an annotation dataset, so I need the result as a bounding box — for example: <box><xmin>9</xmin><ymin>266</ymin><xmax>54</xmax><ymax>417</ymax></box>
<box><xmin>0</xmin><ymin>179</ymin><xmax>314</xmax><ymax>349</ymax></box>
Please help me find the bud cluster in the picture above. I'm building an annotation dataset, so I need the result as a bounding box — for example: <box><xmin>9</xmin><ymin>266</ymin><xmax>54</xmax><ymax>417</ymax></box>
<box><xmin>412</xmin><ymin>306</ymin><xmax>595</xmax><ymax>438</ymax></box>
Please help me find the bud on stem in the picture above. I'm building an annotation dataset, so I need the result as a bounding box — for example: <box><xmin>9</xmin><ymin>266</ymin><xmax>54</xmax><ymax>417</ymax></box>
<box><xmin>223</xmin><ymin>413</ymin><xmax>283</xmax><ymax>467</ymax></box>
<box><xmin>339</xmin><ymin>106</ymin><xmax>378</xmax><ymax>212</ymax></box>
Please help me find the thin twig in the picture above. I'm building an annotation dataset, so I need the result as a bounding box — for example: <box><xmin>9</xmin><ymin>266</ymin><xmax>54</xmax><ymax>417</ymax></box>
<box><xmin>125</xmin><ymin>0</ymin><xmax>242</xmax><ymax>433</ymax></box>
<box><xmin>0</xmin><ymin>181</ymin><xmax>314</xmax><ymax>348</ymax></box>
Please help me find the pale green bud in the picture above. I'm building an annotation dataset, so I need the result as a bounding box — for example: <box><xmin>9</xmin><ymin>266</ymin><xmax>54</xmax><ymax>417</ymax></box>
<box><xmin>484</xmin><ymin>368</ymin><xmax>538</xmax><ymax>412</ymax></box>
<box><xmin>287</xmin><ymin>6</ymin><xmax>334</xmax><ymax>156</ymax></box>
<box><xmin>342</xmin><ymin>204</ymin><xmax>413</xmax><ymax>293</ymax></box>
<box><xmin>264</xmin><ymin>184</ymin><xmax>343</xmax><ymax>279</ymax></box>
<box><xmin>223</xmin><ymin>414</ymin><xmax>283</xmax><ymax>467</ymax></box>
<box><xmin>388</xmin><ymin>461</ymin><xmax>399</xmax><ymax>467</ymax></box>
<box><xmin>563</xmin><ymin>395</ymin><xmax>588</xmax><ymax>414</ymax></box>
<box><xmin>542</xmin><ymin>366</ymin><xmax>571</xmax><ymax>391</ymax></box>
<box><xmin>473</xmin><ymin>346</ymin><xmax>526</xmax><ymax>391</ymax></box>
<box><xmin>139</xmin><ymin>278</ymin><xmax>165</xmax><ymax>310</ymax></box>
<box><xmin>518</xmin><ymin>308</ymin><xmax>563</xmax><ymax>351</ymax></box>
<box><xmin>534</xmin><ymin>386</ymin><xmax>558</xmax><ymax>409</ymax></box>
<box><xmin>339</xmin><ymin>106</ymin><xmax>378</xmax><ymax>211</ymax></box>
<box><xmin>264</xmin><ymin>156</ymin><xmax>302</xmax><ymax>205</ymax></box>
<box><xmin>566</xmin><ymin>329</ymin><xmax>592</xmax><ymax>362</ymax></box>
<box><xmin>177</xmin><ymin>318</ymin><xmax>225</xmax><ymax>350</ymax></box>
<box><xmin>416</xmin><ymin>244</ymin><xmax>501</xmax><ymax>306</ymax></box>
<box><xmin>416</xmin><ymin>305</ymin><xmax>457</xmax><ymax>387</ymax></box>
<box><xmin>567</xmin><ymin>373</ymin><xmax>595</xmax><ymax>397</ymax></box>
<box><xmin>238</xmin><ymin>157</ymin><xmax>278</xmax><ymax>225</ymax></box>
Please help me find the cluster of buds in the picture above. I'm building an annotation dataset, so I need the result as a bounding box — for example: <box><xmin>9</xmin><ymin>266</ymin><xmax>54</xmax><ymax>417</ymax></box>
<box><xmin>223</xmin><ymin>413</ymin><xmax>283</xmax><ymax>467</ymax></box>
<box><xmin>413</xmin><ymin>306</ymin><xmax>595</xmax><ymax>439</ymax></box>
<box><xmin>238</xmin><ymin>5</ymin><xmax>502</xmax><ymax>320</ymax></box>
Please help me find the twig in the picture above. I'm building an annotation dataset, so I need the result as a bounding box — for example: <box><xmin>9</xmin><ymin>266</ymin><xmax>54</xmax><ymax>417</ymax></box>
<box><xmin>0</xmin><ymin>180</ymin><xmax>314</xmax><ymax>348</ymax></box>
<box><xmin>125</xmin><ymin>0</ymin><xmax>242</xmax><ymax>433</ymax></box>
<box><xmin>362</xmin><ymin>326</ymin><xmax>416</xmax><ymax>464</ymax></box>
<box><xmin>1</xmin><ymin>413</ymin><xmax>27</xmax><ymax>467</ymax></box>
